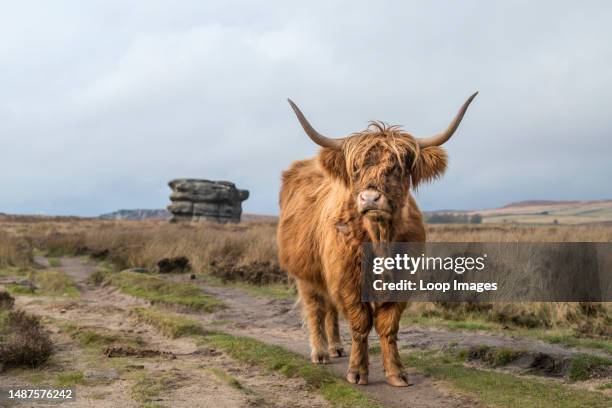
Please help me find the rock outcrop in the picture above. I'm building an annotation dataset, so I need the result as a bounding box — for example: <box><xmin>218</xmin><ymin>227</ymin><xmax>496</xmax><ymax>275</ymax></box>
<box><xmin>167</xmin><ymin>179</ymin><xmax>249</xmax><ymax>223</ymax></box>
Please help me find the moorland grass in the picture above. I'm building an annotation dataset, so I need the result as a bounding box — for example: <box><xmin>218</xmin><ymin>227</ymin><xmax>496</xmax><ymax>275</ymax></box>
<box><xmin>2</xmin><ymin>218</ymin><xmax>611</xmax><ymax>348</ymax></box>
<box><xmin>61</xmin><ymin>323</ymin><xmax>146</xmax><ymax>349</ymax></box>
<box><xmin>47</xmin><ymin>258</ymin><xmax>62</xmax><ymax>267</ymax></box>
<box><xmin>403</xmin><ymin>351</ymin><xmax>612</xmax><ymax>408</ymax></box>
<box><xmin>568</xmin><ymin>354</ymin><xmax>612</xmax><ymax>381</ymax></box>
<box><xmin>130</xmin><ymin>307</ymin><xmax>205</xmax><ymax>338</ymax></box>
<box><xmin>36</xmin><ymin>270</ymin><xmax>79</xmax><ymax>298</ymax></box>
<box><xmin>110</xmin><ymin>271</ymin><xmax>223</xmax><ymax>312</ymax></box>
<box><xmin>130</xmin><ymin>372</ymin><xmax>180</xmax><ymax>404</ymax></box>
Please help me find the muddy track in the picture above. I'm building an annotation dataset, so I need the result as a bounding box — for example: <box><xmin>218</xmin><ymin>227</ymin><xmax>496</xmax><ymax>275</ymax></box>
<box><xmin>6</xmin><ymin>257</ymin><xmax>331</xmax><ymax>408</ymax></box>
<box><xmin>15</xmin><ymin>257</ymin><xmax>606</xmax><ymax>408</ymax></box>
<box><xmin>181</xmin><ymin>279</ymin><xmax>481</xmax><ymax>408</ymax></box>
<box><xmin>32</xmin><ymin>257</ymin><xmax>477</xmax><ymax>408</ymax></box>
<box><xmin>181</xmin><ymin>274</ymin><xmax>612</xmax><ymax>407</ymax></box>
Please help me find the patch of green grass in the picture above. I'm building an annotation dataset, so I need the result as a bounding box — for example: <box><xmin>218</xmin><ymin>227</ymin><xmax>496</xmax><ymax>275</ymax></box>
<box><xmin>55</xmin><ymin>371</ymin><xmax>85</xmax><ymax>387</ymax></box>
<box><xmin>36</xmin><ymin>270</ymin><xmax>79</xmax><ymax>298</ymax></box>
<box><xmin>568</xmin><ymin>354</ymin><xmax>612</xmax><ymax>381</ymax></box>
<box><xmin>490</xmin><ymin>348</ymin><xmax>523</xmax><ymax>367</ymax></box>
<box><xmin>47</xmin><ymin>258</ymin><xmax>62</xmax><ymax>268</ymax></box>
<box><xmin>199</xmin><ymin>274</ymin><xmax>295</xmax><ymax>300</ymax></box>
<box><xmin>131</xmin><ymin>307</ymin><xmax>205</xmax><ymax>338</ymax></box>
<box><xmin>403</xmin><ymin>351</ymin><xmax>612</xmax><ymax>408</ymax></box>
<box><xmin>205</xmin><ymin>367</ymin><xmax>244</xmax><ymax>390</ymax></box>
<box><xmin>204</xmin><ymin>332</ymin><xmax>382</xmax><ymax>408</ymax></box>
<box><xmin>111</xmin><ymin>271</ymin><xmax>223</xmax><ymax>312</ymax></box>
<box><xmin>131</xmin><ymin>372</ymin><xmax>178</xmax><ymax>403</ymax></box>
<box><xmin>401</xmin><ymin>314</ymin><xmax>498</xmax><ymax>332</ymax></box>
<box><xmin>539</xmin><ymin>333</ymin><xmax>612</xmax><ymax>355</ymax></box>
<box><xmin>369</xmin><ymin>344</ymin><xmax>381</xmax><ymax>355</ymax></box>
<box><xmin>0</xmin><ymin>267</ymin><xmax>29</xmax><ymax>278</ymax></box>
<box><xmin>6</xmin><ymin>283</ymin><xmax>36</xmax><ymax>295</ymax></box>
<box><xmin>6</xmin><ymin>270</ymin><xmax>80</xmax><ymax>298</ymax></box>
<box><xmin>61</xmin><ymin>323</ymin><xmax>146</xmax><ymax>349</ymax></box>
<box><xmin>465</xmin><ymin>345</ymin><xmax>524</xmax><ymax>367</ymax></box>
<box><xmin>597</xmin><ymin>382</ymin><xmax>612</xmax><ymax>390</ymax></box>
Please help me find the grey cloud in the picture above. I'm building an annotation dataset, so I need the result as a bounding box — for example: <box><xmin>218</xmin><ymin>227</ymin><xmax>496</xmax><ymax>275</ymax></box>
<box><xmin>1</xmin><ymin>1</ymin><xmax>610</xmax><ymax>216</ymax></box>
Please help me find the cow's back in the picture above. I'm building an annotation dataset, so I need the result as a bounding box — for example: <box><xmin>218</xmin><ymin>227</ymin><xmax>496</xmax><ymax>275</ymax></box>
<box><xmin>277</xmin><ymin>158</ymin><xmax>329</xmax><ymax>284</ymax></box>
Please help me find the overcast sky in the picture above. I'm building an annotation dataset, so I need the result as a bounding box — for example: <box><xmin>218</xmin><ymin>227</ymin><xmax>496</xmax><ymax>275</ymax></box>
<box><xmin>1</xmin><ymin>1</ymin><xmax>611</xmax><ymax>216</ymax></box>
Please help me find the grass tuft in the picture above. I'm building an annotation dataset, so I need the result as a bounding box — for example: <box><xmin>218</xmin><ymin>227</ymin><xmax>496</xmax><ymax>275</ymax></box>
<box><xmin>131</xmin><ymin>372</ymin><xmax>179</xmax><ymax>404</ymax></box>
<box><xmin>131</xmin><ymin>307</ymin><xmax>205</xmax><ymax>338</ymax></box>
<box><xmin>568</xmin><ymin>354</ymin><xmax>612</xmax><ymax>381</ymax></box>
<box><xmin>0</xmin><ymin>309</ymin><xmax>53</xmax><ymax>369</ymax></box>
<box><xmin>47</xmin><ymin>258</ymin><xmax>62</xmax><ymax>267</ymax></box>
<box><xmin>36</xmin><ymin>270</ymin><xmax>79</xmax><ymax>298</ymax></box>
<box><xmin>61</xmin><ymin>323</ymin><xmax>146</xmax><ymax>349</ymax></box>
<box><xmin>205</xmin><ymin>367</ymin><xmax>244</xmax><ymax>390</ymax></box>
<box><xmin>55</xmin><ymin>371</ymin><xmax>85</xmax><ymax>387</ymax></box>
<box><xmin>110</xmin><ymin>271</ymin><xmax>223</xmax><ymax>312</ymax></box>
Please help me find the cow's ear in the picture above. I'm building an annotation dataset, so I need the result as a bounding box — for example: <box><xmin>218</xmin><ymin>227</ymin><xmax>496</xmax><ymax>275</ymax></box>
<box><xmin>410</xmin><ymin>146</ymin><xmax>447</xmax><ymax>188</ymax></box>
<box><xmin>319</xmin><ymin>148</ymin><xmax>350</xmax><ymax>185</ymax></box>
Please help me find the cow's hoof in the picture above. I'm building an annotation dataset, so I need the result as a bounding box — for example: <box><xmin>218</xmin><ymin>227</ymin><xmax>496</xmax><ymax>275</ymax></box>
<box><xmin>346</xmin><ymin>371</ymin><xmax>368</xmax><ymax>385</ymax></box>
<box><xmin>328</xmin><ymin>346</ymin><xmax>345</xmax><ymax>358</ymax></box>
<box><xmin>311</xmin><ymin>351</ymin><xmax>330</xmax><ymax>364</ymax></box>
<box><xmin>387</xmin><ymin>374</ymin><xmax>412</xmax><ymax>387</ymax></box>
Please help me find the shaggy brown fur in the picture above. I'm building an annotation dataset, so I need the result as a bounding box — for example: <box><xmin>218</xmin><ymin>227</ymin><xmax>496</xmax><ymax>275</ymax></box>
<box><xmin>278</xmin><ymin>123</ymin><xmax>447</xmax><ymax>387</ymax></box>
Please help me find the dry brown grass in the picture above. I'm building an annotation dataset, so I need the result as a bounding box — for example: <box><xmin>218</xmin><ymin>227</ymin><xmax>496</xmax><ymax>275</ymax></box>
<box><xmin>427</xmin><ymin>224</ymin><xmax>612</xmax><ymax>242</ymax></box>
<box><xmin>1</xmin><ymin>219</ymin><xmax>277</xmax><ymax>273</ymax></box>
<box><xmin>0</xmin><ymin>229</ymin><xmax>33</xmax><ymax>269</ymax></box>
<box><xmin>1</xmin><ymin>218</ymin><xmax>610</xmax><ymax>333</ymax></box>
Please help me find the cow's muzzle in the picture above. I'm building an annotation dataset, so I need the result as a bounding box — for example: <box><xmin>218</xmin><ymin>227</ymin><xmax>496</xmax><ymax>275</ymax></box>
<box><xmin>358</xmin><ymin>189</ymin><xmax>391</xmax><ymax>221</ymax></box>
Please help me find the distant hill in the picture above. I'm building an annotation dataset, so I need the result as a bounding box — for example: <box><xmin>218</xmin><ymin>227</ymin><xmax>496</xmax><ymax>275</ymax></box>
<box><xmin>96</xmin><ymin>209</ymin><xmax>277</xmax><ymax>222</ymax></box>
<box><xmin>467</xmin><ymin>199</ymin><xmax>612</xmax><ymax>225</ymax></box>
<box><xmin>242</xmin><ymin>213</ymin><xmax>278</xmax><ymax>222</ymax></box>
<box><xmin>99</xmin><ymin>209</ymin><xmax>170</xmax><ymax>220</ymax></box>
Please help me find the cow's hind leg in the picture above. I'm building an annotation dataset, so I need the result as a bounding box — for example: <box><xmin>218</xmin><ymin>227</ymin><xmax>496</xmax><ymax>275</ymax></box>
<box><xmin>374</xmin><ymin>302</ymin><xmax>410</xmax><ymax>387</ymax></box>
<box><xmin>298</xmin><ymin>280</ymin><xmax>330</xmax><ymax>364</ymax></box>
<box><xmin>325</xmin><ymin>304</ymin><xmax>344</xmax><ymax>357</ymax></box>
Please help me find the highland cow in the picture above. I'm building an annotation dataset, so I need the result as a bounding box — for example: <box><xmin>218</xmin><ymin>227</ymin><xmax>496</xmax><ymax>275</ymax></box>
<box><xmin>277</xmin><ymin>93</ymin><xmax>477</xmax><ymax>386</ymax></box>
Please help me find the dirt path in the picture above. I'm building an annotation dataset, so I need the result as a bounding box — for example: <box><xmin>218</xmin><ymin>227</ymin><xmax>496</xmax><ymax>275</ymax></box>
<box><xmin>184</xmin><ymin>279</ymin><xmax>478</xmax><ymax>408</ymax></box>
<box><xmin>6</xmin><ymin>257</ymin><xmax>331</xmax><ymax>408</ymax></box>
<box><xmin>13</xmin><ymin>257</ymin><xmax>606</xmax><ymax>408</ymax></box>
<box><xmin>182</xmin><ymin>274</ymin><xmax>612</xmax><ymax>407</ymax></box>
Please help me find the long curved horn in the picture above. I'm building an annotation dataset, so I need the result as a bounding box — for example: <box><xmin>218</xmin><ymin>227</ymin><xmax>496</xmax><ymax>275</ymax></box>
<box><xmin>415</xmin><ymin>92</ymin><xmax>478</xmax><ymax>148</ymax></box>
<box><xmin>288</xmin><ymin>99</ymin><xmax>343</xmax><ymax>149</ymax></box>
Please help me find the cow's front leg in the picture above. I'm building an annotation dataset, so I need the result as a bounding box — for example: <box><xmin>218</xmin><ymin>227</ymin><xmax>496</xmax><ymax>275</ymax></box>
<box><xmin>345</xmin><ymin>302</ymin><xmax>373</xmax><ymax>385</ymax></box>
<box><xmin>325</xmin><ymin>304</ymin><xmax>344</xmax><ymax>357</ymax></box>
<box><xmin>374</xmin><ymin>302</ymin><xmax>410</xmax><ymax>387</ymax></box>
<box><xmin>298</xmin><ymin>280</ymin><xmax>330</xmax><ymax>364</ymax></box>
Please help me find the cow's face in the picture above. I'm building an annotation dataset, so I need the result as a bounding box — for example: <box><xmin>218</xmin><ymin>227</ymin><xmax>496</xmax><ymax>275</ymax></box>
<box><xmin>320</xmin><ymin>126</ymin><xmax>448</xmax><ymax>223</ymax></box>
<box><xmin>288</xmin><ymin>93</ymin><xmax>477</xmax><ymax>234</ymax></box>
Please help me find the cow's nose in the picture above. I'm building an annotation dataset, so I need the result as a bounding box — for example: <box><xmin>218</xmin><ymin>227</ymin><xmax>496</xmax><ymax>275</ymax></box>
<box><xmin>359</xmin><ymin>190</ymin><xmax>381</xmax><ymax>205</ymax></box>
